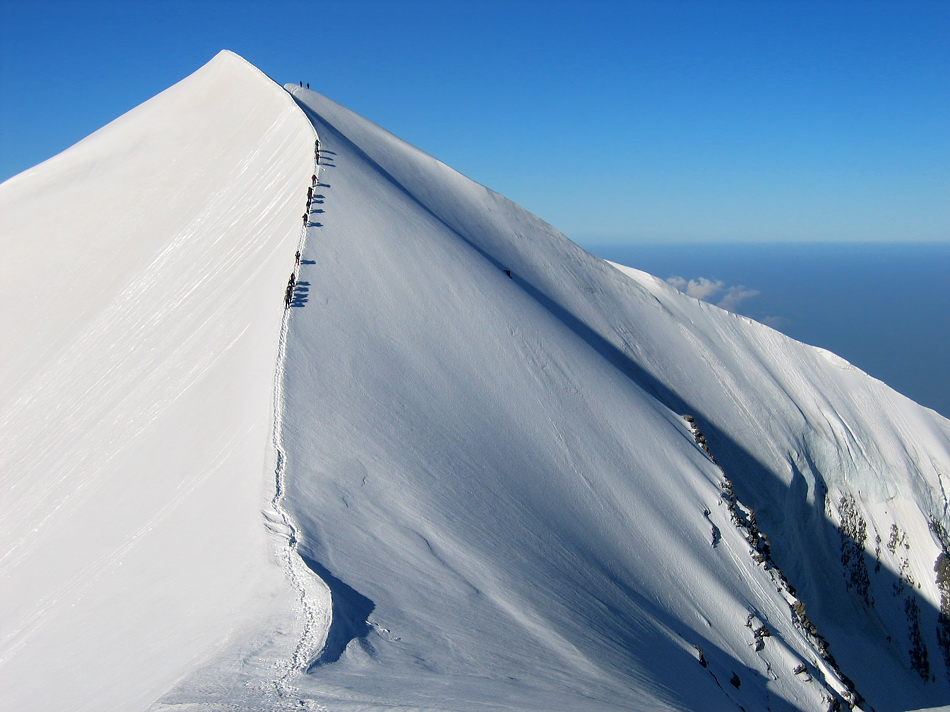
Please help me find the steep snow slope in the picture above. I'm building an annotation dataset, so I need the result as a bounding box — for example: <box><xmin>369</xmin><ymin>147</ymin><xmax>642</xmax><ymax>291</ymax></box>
<box><xmin>0</xmin><ymin>51</ymin><xmax>314</xmax><ymax>711</ymax></box>
<box><xmin>276</xmin><ymin>86</ymin><xmax>950</xmax><ymax>710</ymax></box>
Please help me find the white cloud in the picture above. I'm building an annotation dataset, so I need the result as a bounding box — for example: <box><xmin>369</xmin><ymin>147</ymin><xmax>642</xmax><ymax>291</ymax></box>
<box><xmin>666</xmin><ymin>276</ymin><xmax>725</xmax><ymax>301</ymax></box>
<box><xmin>686</xmin><ymin>277</ymin><xmax>725</xmax><ymax>301</ymax></box>
<box><xmin>717</xmin><ymin>286</ymin><xmax>760</xmax><ymax>312</ymax></box>
<box><xmin>666</xmin><ymin>276</ymin><xmax>759</xmax><ymax>313</ymax></box>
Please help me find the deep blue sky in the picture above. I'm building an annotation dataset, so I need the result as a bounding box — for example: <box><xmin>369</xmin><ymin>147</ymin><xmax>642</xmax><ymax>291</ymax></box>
<box><xmin>1</xmin><ymin>0</ymin><xmax>947</xmax><ymax>244</ymax></box>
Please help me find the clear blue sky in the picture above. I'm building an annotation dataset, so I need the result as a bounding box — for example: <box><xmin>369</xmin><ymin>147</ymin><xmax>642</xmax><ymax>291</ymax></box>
<box><xmin>1</xmin><ymin>0</ymin><xmax>947</xmax><ymax>244</ymax></box>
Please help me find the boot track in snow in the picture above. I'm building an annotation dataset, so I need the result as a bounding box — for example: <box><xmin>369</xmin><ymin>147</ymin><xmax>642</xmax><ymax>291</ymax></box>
<box><xmin>267</xmin><ymin>98</ymin><xmax>332</xmax><ymax>699</ymax></box>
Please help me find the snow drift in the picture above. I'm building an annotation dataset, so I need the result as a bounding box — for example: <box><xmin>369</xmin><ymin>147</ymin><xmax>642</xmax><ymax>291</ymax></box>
<box><xmin>2</xmin><ymin>51</ymin><xmax>950</xmax><ymax>712</ymax></box>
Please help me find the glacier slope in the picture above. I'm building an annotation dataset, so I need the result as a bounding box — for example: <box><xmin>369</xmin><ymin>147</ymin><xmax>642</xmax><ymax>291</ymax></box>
<box><xmin>276</xmin><ymin>86</ymin><xmax>950</xmax><ymax>710</ymax></box>
<box><xmin>0</xmin><ymin>51</ymin><xmax>315</xmax><ymax>711</ymax></box>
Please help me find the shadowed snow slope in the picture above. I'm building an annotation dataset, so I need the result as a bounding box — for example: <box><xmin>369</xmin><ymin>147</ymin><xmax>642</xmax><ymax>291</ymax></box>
<box><xmin>0</xmin><ymin>51</ymin><xmax>313</xmax><ymax>711</ymax></box>
<box><xmin>3</xmin><ymin>51</ymin><xmax>950</xmax><ymax>712</ymax></box>
<box><xmin>281</xmin><ymin>86</ymin><xmax>950</xmax><ymax>711</ymax></box>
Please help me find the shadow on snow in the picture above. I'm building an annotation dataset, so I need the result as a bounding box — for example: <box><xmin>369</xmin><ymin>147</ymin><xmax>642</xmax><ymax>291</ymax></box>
<box><xmin>301</xmin><ymin>554</ymin><xmax>375</xmax><ymax>668</ymax></box>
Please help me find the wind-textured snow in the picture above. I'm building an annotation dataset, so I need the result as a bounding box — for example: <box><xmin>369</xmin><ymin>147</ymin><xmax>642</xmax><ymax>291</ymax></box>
<box><xmin>0</xmin><ymin>51</ymin><xmax>314</xmax><ymax>710</ymax></box>
<box><xmin>2</xmin><ymin>51</ymin><xmax>950</xmax><ymax>712</ymax></box>
<box><xmin>274</xmin><ymin>87</ymin><xmax>950</xmax><ymax>711</ymax></box>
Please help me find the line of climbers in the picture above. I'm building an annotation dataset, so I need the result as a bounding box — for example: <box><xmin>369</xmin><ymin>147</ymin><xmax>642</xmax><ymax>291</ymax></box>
<box><xmin>286</xmin><ymin>138</ymin><xmax>323</xmax><ymax>309</ymax></box>
<box><xmin>301</xmin><ymin>140</ymin><xmax>321</xmax><ymax>227</ymax></box>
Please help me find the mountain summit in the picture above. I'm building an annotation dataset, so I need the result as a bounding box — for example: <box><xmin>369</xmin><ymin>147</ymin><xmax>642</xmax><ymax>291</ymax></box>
<box><xmin>2</xmin><ymin>51</ymin><xmax>949</xmax><ymax>712</ymax></box>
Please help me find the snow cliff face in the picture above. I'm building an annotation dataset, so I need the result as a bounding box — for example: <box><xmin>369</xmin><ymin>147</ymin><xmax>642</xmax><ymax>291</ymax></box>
<box><xmin>2</xmin><ymin>51</ymin><xmax>950</xmax><ymax>711</ymax></box>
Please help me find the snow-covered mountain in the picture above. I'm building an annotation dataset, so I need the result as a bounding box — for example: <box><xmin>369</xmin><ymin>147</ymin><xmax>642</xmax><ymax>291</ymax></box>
<box><xmin>2</xmin><ymin>51</ymin><xmax>949</xmax><ymax>712</ymax></box>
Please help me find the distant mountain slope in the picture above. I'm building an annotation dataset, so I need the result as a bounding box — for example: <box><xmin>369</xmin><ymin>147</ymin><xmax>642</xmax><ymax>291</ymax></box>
<box><xmin>0</xmin><ymin>51</ymin><xmax>313</xmax><ymax>711</ymax></box>
<box><xmin>277</xmin><ymin>87</ymin><xmax>950</xmax><ymax>710</ymax></box>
